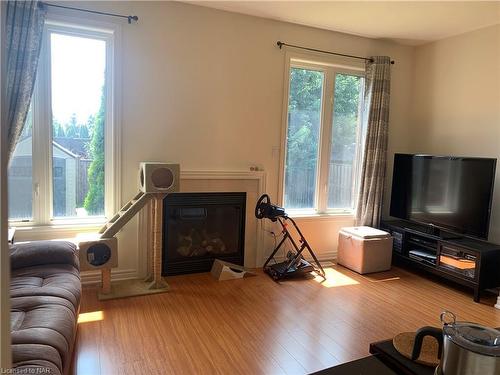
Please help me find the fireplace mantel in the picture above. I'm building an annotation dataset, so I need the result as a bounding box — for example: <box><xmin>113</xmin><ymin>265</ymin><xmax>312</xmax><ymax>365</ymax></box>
<box><xmin>138</xmin><ymin>170</ymin><xmax>266</xmax><ymax>277</ymax></box>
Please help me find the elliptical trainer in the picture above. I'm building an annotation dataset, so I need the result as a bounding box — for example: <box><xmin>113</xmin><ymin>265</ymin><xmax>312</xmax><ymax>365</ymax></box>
<box><xmin>255</xmin><ymin>194</ymin><xmax>326</xmax><ymax>280</ymax></box>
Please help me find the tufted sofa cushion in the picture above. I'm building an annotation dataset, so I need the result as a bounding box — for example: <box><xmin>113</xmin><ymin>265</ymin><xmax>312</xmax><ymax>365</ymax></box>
<box><xmin>10</xmin><ymin>241</ymin><xmax>81</xmax><ymax>375</ymax></box>
<box><xmin>10</xmin><ymin>241</ymin><xmax>79</xmax><ymax>270</ymax></box>
<box><xmin>11</xmin><ymin>264</ymin><xmax>81</xmax><ymax>308</ymax></box>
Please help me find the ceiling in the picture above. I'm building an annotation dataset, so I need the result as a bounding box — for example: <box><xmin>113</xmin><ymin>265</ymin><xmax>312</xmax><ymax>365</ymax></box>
<box><xmin>187</xmin><ymin>1</ymin><xmax>500</xmax><ymax>46</ymax></box>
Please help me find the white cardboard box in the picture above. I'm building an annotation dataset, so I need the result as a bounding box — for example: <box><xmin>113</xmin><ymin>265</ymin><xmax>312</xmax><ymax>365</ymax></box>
<box><xmin>211</xmin><ymin>259</ymin><xmax>256</xmax><ymax>281</ymax></box>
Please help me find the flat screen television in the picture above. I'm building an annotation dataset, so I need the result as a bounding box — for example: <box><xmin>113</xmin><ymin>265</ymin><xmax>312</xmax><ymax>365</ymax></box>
<box><xmin>390</xmin><ymin>154</ymin><xmax>497</xmax><ymax>240</ymax></box>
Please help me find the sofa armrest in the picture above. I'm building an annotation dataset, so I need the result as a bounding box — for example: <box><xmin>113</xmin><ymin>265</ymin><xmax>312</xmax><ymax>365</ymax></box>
<box><xmin>10</xmin><ymin>240</ymin><xmax>79</xmax><ymax>271</ymax></box>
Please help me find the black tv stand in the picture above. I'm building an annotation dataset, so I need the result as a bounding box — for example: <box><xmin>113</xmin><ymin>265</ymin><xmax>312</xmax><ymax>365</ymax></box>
<box><xmin>398</xmin><ymin>221</ymin><xmax>461</xmax><ymax>240</ymax></box>
<box><xmin>381</xmin><ymin>220</ymin><xmax>500</xmax><ymax>302</ymax></box>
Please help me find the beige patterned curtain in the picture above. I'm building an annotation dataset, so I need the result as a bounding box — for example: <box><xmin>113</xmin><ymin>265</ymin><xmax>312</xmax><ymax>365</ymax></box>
<box><xmin>355</xmin><ymin>56</ymin><xmax>392</xmax><ymax>227</ymax></box>
<box><xmin>6</xmin><ymin>0</ymin><xmax>45</xmax><ymax>161</ymax></box>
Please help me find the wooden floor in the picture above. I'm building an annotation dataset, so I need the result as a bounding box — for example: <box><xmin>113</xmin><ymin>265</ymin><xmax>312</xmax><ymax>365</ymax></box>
<box><xmin>73</xmin><ymin>265</ymin><xmax>500</xmax><ymax>375</ymax></box>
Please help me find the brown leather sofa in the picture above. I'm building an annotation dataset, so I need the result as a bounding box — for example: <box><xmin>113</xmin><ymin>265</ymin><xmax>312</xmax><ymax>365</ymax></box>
<box><xmin>10</xmin><ymin>241</ymin><xmax>81</xmax><ymax>375</ymax></box>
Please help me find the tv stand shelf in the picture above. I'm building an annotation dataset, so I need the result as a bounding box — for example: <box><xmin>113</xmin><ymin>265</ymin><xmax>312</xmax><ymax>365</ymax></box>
<box><xmin>381</xmin><ymin>220</ymin><xmax>500</xmax><ymax>302</ymax></box>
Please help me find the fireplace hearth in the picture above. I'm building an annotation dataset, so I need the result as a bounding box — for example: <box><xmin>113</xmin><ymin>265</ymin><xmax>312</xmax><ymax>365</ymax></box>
<box><xmin>162</xmin><ymin>192</ymin><xmax>246</xmax><ymax>275</ymax></box>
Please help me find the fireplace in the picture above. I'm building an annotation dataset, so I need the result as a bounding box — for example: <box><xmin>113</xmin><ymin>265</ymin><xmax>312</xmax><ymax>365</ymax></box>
<box><xmin>162</xmin><ymin>192</ymin><xmax>246</xmax><ymax>275</ymax></box>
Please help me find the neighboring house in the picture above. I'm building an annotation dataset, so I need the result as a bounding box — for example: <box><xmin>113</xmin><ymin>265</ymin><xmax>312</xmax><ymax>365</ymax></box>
<box><xmin>9</xmin><ymin>136</ymin><xmax>91</xmax><ymax>219</ymax></box>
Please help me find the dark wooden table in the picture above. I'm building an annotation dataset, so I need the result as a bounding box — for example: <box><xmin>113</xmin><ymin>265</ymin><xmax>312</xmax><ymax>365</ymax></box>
<box><xmin>310</xmin><ymin>355</ymin><xmax>397</xmax><ymax>374</ymax></box>
<box><xmin>369</xmin><ymin>339</ymin><xmax>435</xmax><ymax>375</ymax></box>
<box><xmin>310</xmin><ymin>338</ymin><xmax>439</xmax><ymax>375</ymax></box>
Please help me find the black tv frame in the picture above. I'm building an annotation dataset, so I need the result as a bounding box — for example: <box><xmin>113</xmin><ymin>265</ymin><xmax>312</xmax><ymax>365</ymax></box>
<box><xmin>389</xmin><ymin>153</ymin><xmax>497</xmax><ymax>241</ymax></box>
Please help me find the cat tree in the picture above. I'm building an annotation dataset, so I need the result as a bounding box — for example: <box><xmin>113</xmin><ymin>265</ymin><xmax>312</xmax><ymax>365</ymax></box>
<box><xmin>78</xmin><ymin>163</ymin><xmax>179</xmax><ymax>299</ymax></box>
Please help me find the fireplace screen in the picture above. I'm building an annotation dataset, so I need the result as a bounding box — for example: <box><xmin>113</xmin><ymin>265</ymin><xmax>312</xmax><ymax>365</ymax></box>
<box><xmin>162</xmin><ymin>192</ymin><xmax>246</xmax><ymax>275</ymax></box>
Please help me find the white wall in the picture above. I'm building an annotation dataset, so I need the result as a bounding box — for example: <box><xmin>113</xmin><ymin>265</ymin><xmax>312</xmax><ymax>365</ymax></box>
<box><xmin>410</xmin><ymin>24</ymin><xmax>500</xmax><ymax>242</ymax></box>
<box><xmin>48</xmin><ymin>1</ymin><xmax>415</xmax><ymax>276</ymax></box>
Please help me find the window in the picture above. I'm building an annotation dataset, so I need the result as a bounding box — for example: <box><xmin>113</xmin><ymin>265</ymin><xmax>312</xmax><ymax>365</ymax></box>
<box><xmin>8</xmin><ymin>19</ymin><xmax>118</xmax><ymax>226</ymax></box>
<box><xmin>8</xmin><ymin>109</ymin><xmax>33</xmax><ymax>221</ymax></box>
<box><xmin>282</xmin><ymin>59</ymin><xmax>365</xmax><ymax>214</ymax></box>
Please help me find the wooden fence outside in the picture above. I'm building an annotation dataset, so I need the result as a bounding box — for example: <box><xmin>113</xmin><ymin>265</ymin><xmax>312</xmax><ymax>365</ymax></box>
<box><xmin>284</xmin><ymin>161</ymin><xmax>354</xmax><ymax>209</ymax></box>
<box><xmin>76</xmin><ymin>158</ymin><xmax>91</xmax><ymax>207</ymax></box>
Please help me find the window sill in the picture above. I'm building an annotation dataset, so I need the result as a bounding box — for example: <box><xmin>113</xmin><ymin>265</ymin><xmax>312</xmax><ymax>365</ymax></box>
<box><xmin>11</xmin><ymin>222</ymin><xmax>103</xmax><ymax>242</ymax></box>
<box><xmin>287</xmin><ymin>211</ymin><xmax>355</xmax><ymax>222</ymax></box>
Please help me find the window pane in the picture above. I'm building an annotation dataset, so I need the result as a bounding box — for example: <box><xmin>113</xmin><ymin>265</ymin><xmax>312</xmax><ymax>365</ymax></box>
<box><xmin>284</xmin><ymin>68</ymin><xmax>324</xmax><ymax>209</ymax></box>
<box><xmin>328</xmin><ymin>73</ymin><xmax>364</xmax><ymax>209</ymax></box>
<box><xmin>8</xmin><ymin>108</ymin><xmax>33</xmax><ymax>220</ymax></box>
<box><xmin>51</xmin><ymin>33</ymin><xmax>106</xmax><ymax>218</ymax></box>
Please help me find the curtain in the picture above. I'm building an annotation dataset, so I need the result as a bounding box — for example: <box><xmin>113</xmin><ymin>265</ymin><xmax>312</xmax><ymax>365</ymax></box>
<box><xmin>6</xmin><ymin>0</ymin><xmax>45</xmax><ymax>161</ymax></box>
<box><xmin>355</xmin><ymin>56</ymin><xmax>392</xmax><ymax>227</ymax></box>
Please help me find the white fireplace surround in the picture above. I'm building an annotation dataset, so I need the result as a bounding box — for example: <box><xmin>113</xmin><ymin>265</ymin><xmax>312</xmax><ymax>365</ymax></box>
<box><xmin>137</xmin><ymin>170</ymin><xmax>267</xmax><ymax>278</ymax></box>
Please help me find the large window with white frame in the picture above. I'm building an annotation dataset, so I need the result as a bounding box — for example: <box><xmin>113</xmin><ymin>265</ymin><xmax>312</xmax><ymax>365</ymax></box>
<box><xmin>281</xmin><ymin>57</ymin><xmax>365</xmax><ymax>215</ymax></box>
<box><xmin>8</xmin><ymin>19</ymin><xmax>118</xmax><ymax>226</ymax></box>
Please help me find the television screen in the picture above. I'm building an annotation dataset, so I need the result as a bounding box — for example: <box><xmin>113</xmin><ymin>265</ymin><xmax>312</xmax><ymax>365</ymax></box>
<box><xmin>390</xmin><ymin>154</ymin><xmax>496</xmax><ymax>239</ymax></box>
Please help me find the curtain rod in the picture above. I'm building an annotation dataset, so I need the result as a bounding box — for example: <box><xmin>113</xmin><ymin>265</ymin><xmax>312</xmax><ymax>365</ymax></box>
<box><xmin>40</xmin><ymin>2</ymin><xmax>139</xmax><ymax>24</ymax></box>
<box><xmin>277</xmin><ymin>41</ymin><xmax>395</xmax><ymax>65</ymax></box>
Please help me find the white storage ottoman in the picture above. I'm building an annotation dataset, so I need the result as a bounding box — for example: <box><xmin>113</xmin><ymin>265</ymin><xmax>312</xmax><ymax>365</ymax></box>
<box><xmin>337</xmin><ymin>226</ymin><xmax>393</xmax><ymax>274</ymax></box>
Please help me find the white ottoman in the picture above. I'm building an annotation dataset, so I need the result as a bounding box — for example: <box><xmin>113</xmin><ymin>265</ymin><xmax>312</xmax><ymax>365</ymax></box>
<box><xmin>337</xmin><ymin>226</ymin><xmax>393</xmax><ymax>274</ymax></box>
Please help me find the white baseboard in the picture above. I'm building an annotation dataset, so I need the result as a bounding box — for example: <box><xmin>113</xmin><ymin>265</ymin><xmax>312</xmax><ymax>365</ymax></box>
<box><xmin>269</xmin><ymin>250</ymin><xmax>337</xmax><ymax>264</ymax></box>
<box><xmin>316</xmin><ymin>250</ymin><xmax>337</xmax><ymax>262</ymax></box>
<box><xmin>81</xmin><ymin>268</ymin><xmax>139</xmax><ymax>285</ymax></box>
<box><xmin>80</xmin><ymin>251</ymin><xmax>337</xmax><ymax>285</ymax></box>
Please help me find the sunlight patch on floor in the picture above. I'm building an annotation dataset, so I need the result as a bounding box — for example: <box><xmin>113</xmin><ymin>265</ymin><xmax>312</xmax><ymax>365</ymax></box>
<box><xmin>363</xmin><ymin>275</ymin><xmax>401</xmax><ymax>283</ymax></box>
<box><xmin>314</xmin><ymin>267</ymin><xmax>359</xmax><ymax>288</ymax></box>
<box><xmin>78</xmin><ymin>310</ymin><xmax>104</xmax><ymax>324</ymax></box>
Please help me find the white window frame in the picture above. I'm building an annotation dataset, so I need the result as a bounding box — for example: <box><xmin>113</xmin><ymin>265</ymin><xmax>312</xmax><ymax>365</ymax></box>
<box><xmin>9</xmin><ymin>14</ymin><xmax>121</xmax><ymax>235</ymax></box>
<box><xmin>278</xmin><ymin>52</ymin><xmax>365</xmax><ymax>217</ymax></box>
